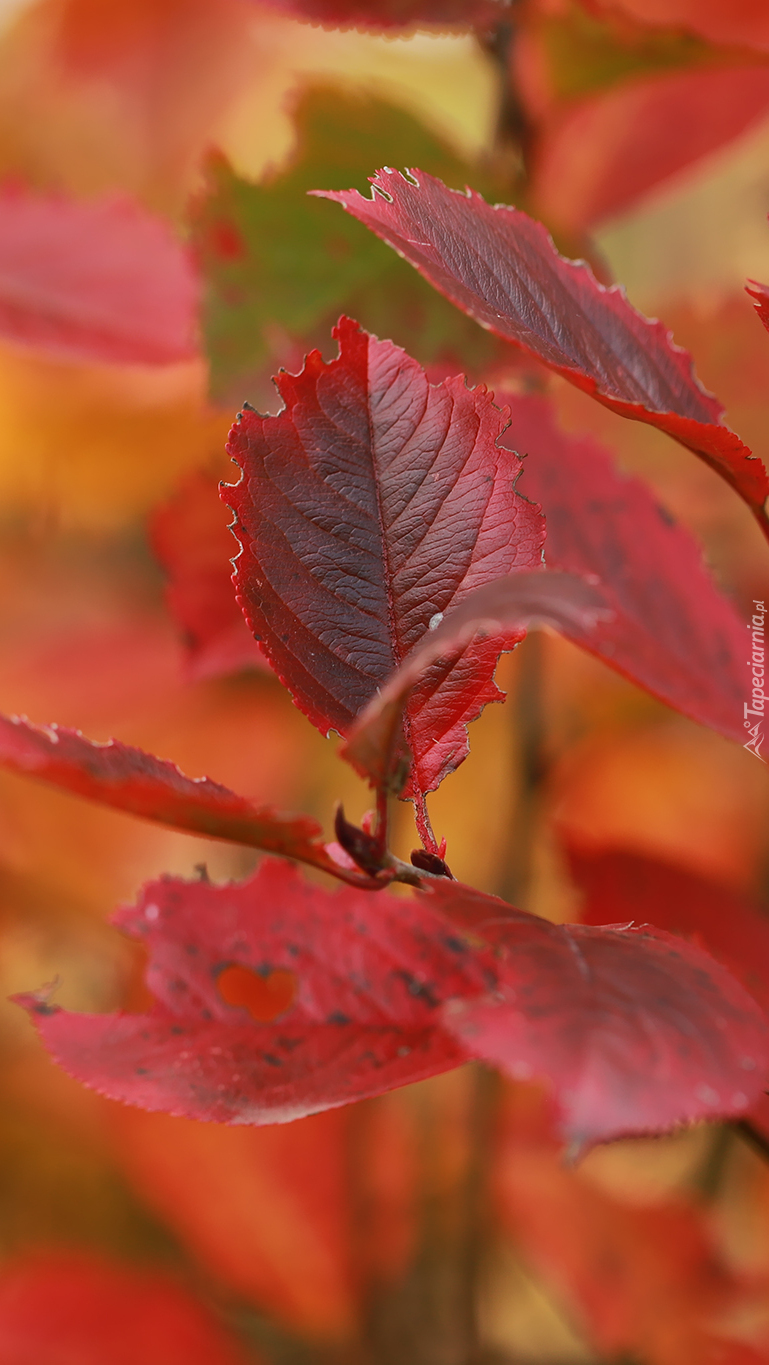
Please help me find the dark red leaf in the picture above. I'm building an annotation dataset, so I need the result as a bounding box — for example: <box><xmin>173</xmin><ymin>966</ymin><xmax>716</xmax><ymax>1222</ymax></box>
<box><xmin>20</xmin><ymin>862</ymin><xmax>768</xmax><ymax>1145</ymax></box>
<box><xmin>428</xmin><ymin>879</ymin><xmax>769</xmax><ymax>1148</ymax></box>
<box><xmin>343</xmin><ymin>569</ymin><xmax>608</xmax><ymax>794</ymax></box>
<box><xmin>316</xmin><ymin>172</ymin><xmax>769</xmax><ymax>530</ymax></box>
<box><xmin>505</xmin><ymin>393</ymin><xmax>750</xmax><ymax>745</ymax></box>
<box><xmin>223</xmin><ymin>316</ymin><xmax>544</xmax><ymax>805</ymax></box>
<box><xmin>0</xmin><ymin>712</ymin><xmax>344</xmax><ymax>878</ymax></box>
<box><xmin>150</xmin><ymin>470</ymin><xmax>267</xmax><ymax>680</ymax></box>
<box><xmin>0</xmin><ymin>1252</ymin><xmax>252</xmax><ymax>1365</ymax></box>
<box><xmin>0</xmin><ymin>183</ymin><xmax>199</xmax><ymax>366</ymax></box>
<box><xmin>19</xmin><ymin>860</ymin><xmax>480</xmax><ymax>1123</ymax></box>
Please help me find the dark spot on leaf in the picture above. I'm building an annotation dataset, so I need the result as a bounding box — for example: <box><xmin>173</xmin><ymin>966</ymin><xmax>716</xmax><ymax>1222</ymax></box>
<box><xmin>442</xmin><ymin>935</ymin><xmax>468</xmax><ymax>954</ymax></box>
<box><xmin>394</xmin><ymin>970</ymin><xmax>439</xmax><ymax>1007</ymax></box>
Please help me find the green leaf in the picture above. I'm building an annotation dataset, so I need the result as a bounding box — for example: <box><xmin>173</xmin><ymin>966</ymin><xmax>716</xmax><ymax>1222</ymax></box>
<box><xmin>192</xmin><ymin>87</ymin><xmax>504</xmax><ymax>402</ymax></box>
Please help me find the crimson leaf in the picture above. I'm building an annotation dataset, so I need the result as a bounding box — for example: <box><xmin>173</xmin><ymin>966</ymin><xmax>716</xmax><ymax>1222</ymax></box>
<box><xmin>20</xmin><ymin>863</ymin><xmax>768</xmax><ymax>1146</ymax></box>
<box><xmin>507</xmin><ymin>394</ymin><xmax>750</xmax><ymax>745</ymax></box>
<box><xmin>343</xmin><ymin>569</ymin><xmax>608</xmax><ymax>794</ymax></box>
<box><xmin>18</xmin><ymin>860</ymin><xmax>478</xmax><ymax>1123</ymax></box>
<box><xmin>150</xmin><ymin>470</ymin><xmax>266</xmax><ymax>680</ymax></box>
<box><xmin>429</xmin><ymin>879</ymin><xmax>769</xmax><ymax>1149</ymax></box>
<box><xmin>0</xmin><ymin>184</ymin><xmax>199</xmax><ymax>366</ymax></box>
<box><xmin>566</xmin><ymin>842</ymin><xmax>769</xmax><ymax>1139</ymax></box>
<box><xmin>223</xmin><ymin>316</ymin><xmax>544</xmax><ymax>806</ymax></box>
<box><xmin>316</xmin><ymin>171</ymin><xmax>769</xmax><ymax>533</ymax></box>
<box><xmin>567</xmin><ymin>843</ymin><xmax>769</xmax><ymax>1023</ymax></box>
<box><xmin>0</xmin><ymin>1254</ymin><xmax>251</xmax><ymax>1365</ymax></box>
<box><xmin>0</xmin><ymin>713</ymin><xmax>346</xmax><ymax>879</ymax></box>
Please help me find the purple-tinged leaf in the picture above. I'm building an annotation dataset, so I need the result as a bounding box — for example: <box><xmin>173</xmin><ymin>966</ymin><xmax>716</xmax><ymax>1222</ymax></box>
<box><xmin>316</xmin><ymin>171</ymin><xmax>769</xmax><ymax>532</ymax></box>
<box><xmin>223</xmin><ymin>316</ymin><xmax>544</xmax><ymax>805</ymax></box>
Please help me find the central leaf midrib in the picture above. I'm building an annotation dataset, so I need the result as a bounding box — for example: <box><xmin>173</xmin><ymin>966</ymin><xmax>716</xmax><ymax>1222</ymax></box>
<box><xmin>364</xmin><ymin>339</ymin><xmax>405</xmax><ymax>681</ymax></box>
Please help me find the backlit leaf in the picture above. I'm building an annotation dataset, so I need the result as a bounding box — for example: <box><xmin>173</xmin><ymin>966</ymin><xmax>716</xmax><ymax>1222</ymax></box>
<box><xmin>508</xmin><ymin>394</ymin><xmax>750</xmax><ymax>744</ymax></box>
<box><xmin>0</xmin><ymin>183</ymin><xmax>199</xmax><ymax>365</ymax></box>
<box><xmin>316</xmin><ymin>170</ymin><xmax>769</xmax><ymax>530</ymax></box>
<box><xmin>224</xmin><ymin>316</ymin><xmax>544</xmax><ymax>805</ymax></box>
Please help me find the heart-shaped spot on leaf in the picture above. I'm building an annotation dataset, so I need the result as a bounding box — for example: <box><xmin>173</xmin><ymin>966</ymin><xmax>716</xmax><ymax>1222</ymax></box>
<box><xmin>217</xmin><ymin>965</ymin><xmax>297</xmax><ymax>1023</ymax></box>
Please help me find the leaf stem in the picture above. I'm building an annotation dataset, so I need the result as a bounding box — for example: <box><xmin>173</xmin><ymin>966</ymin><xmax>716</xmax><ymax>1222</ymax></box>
<box><xmin>374</xmin><ymin>786</ymin><xmax>389</xmax><ymax>857</ymax></box>
<box><xmin>731</xmin><ymin>1115</ymin><xmax>769</xmax><ymax>1163</ymax></box>
<box><xmin>414</xmin><ymin>796</ymin><xmax>440</xmax><ymax>857</ymax></box>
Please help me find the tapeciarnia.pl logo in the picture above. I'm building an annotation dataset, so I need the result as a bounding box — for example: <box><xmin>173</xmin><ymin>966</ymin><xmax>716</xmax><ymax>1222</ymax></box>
<box><xmin>744</xmin><ymin>599</ymin><xmax>766</xmax><ymax>761</ymax></box>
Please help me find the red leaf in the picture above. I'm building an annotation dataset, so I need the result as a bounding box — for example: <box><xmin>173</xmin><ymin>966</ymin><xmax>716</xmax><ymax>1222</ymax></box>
<box><xmin>567</xmin><ymin>842</ymin><xmax>769</xmax><ymax>1043</ymax></box>
<box><xmin>747</xmin><ymin>279</ymin><xmax>769</xmax><ymax>336</ymax></box>
<box><xmin>343</xmin><ymin>568</ymin><xmax>608</xmax><ymax>794</ymax></box>
<box><xmin>18</xmin><ymin>860</ymin><xmax>478</xmax><ymax>1122</ymax></box>
<box><xmin>567</xmin><ymin>845</ymin><xmax>769</xmax><ymax>1148</ymax></box>
<box><xmin>0</xmin><ymin>183</ymin><xmax>199</xmax><ymax>366</ymax></box>
<box><xmin>150</xmin><ymin>470</ymin><xmax>267</xmax><ymax>680</ymax></box>
<box><xmin>505</xmin><ymin>394</ymin><xmax>750</xmax><ymax>745</ymax></box>
<box><xmin>223</xmin><ymin>316</ymin><xmax>544</xmax><ymax>803</ymax></box>
<box><xmin>0</xmin><ymin>712</ymin><xmax>343</xmax><ymax>877</ymax></box>
<box><xmin>20</xmin><ymin>862</ymin><xmax>768</xmax><ymax>1145</ymax></box>
<box><xmin>112</xmin><ymin>1108</ymin><xmax>362</xmax><ymax>1337</ymax></box>
<box><xmin>255</xmin><ymin>0</ymin><xmax>506</xmax><ymax>28</ymax></box>
<box><xmin>428</xmin><ymin>879</ymin><xmax>769</xmax><ymax>1148</ymax></box>
<box><xmin>492</xmin><ymin>1088</ymin><xmax>765</xmax><ymax>1365</ymax></box>
<box><xmin>532</xmin><ymin>63</ymin><xmax>769</xmax><ymax>234</ymax></box>
<box><xmin>316</xmin><ymin>173</ymin><xmax>769</xmax><ymax>530</ymax></box>
<box><xmin>111</xmin><ymin>1098</ymin><xmax>418</xmax><ymax>1336</ymax></box>
<box><xmin>586</xmin><ymin>0</ymin><xmax>769</xmax><ymax>52</ymax></box>
<box><xmin>0</xmin><ymin>1252</ymin><xmax>252</xmax><ymax>1365</ymax></box>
